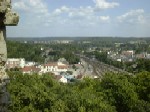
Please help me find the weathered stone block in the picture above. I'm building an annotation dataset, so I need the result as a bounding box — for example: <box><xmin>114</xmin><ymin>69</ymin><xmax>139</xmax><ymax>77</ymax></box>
<box><xmin>0</xmin><ymin>0</ymin><xmax>11</xmax><ymax>13</ymax></box>
<box><xmin>0</xmin><ymin>0</ymin><xmax>19</xmax><ymax>111</ymax></box>
<box><xmin>4</xmin><ymin>9</ymin><xmax>19</xmax><ymax>26</ymax></box>
<box><xmin>0</xmin><ymin>41</ymin><xmax>7</xmax><ymax>63</ymax></box>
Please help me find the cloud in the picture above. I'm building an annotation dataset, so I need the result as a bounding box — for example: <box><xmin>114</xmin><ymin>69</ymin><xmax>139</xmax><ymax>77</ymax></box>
<box><xmin>11</xmin><ymin>0</ymin><xmax>118</xmax><ymax>26</ymax></box>
<box><xmin>100</xmin><ymin>16</ymin><xmax>110</xmax><ymax>21</ymax></box>
<box><xmin>12</xmin><ymin>0</ymin><xmax>49</xmax><ymax>15</ymax></box>
<box><xmin>52</xmin><ymin>0</ymin><xmax>120</xmax><ymax>17</ymax></box>
<box><xmin>12</xmin><ymin>1</ymin><xmax>28</xmax><ymax>11</ymax></box>
<box><xmin>94</xmin><ymin>0</ymin><xmax>119</xmax><ymax>10</ymax></box>
<box><xmin>53</xmin><ymin>6</ymin><xmax>70</xmax><ymax>15</ymax></box>
<box><xmin>9</xmin><ymin>0</ymin><xmax>123</xmax><ymax>37</ymax></box>
<box><xmin>68</xmin><ymin>6</ymin><xmax>93</xmax><ymax>18</ymax></box>
<box><xmin>11</xmin><ymin>0</ymin><xmax>51</xmax><ymax>28</ymax></box>
<box><xmin>52</xmin><ymin>0</ymin><xmax>119</xmax><ymax>19</ymax></box>
<box><xmin>51</xmin><ymin>5</ymin><xmax>111</xmax><ymax>25</ymax></box>
<box><xmin>117</xmin><ymin>9</ymin><xmax>146</xmax><ymax>24</ymax></box>
<box><xmin>48</xmin><ymin>0</ymin><xmax>119</xmax><ymax>26</ymax></box>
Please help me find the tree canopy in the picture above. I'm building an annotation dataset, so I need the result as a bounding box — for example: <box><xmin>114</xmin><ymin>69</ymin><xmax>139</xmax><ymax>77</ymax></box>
<box><xmin>7</xmin><ymin>71</ymin><xmax>150</xmax><ymax>112</ymax></box>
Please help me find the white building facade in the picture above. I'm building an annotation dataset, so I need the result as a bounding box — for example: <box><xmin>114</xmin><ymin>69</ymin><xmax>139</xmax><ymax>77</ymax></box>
<box><xmin>6</xmin><ymin>58</ymin><xmax>25</xmax><ymax>69</ymax></box>
<box><xmin>39</xmin><ymin>62</ymin><xmax>68</xmax><ymax>74</ymax></box>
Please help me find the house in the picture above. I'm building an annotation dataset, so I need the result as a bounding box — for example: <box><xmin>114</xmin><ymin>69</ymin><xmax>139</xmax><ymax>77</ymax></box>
<box><xmin>40</xmin><ymin>62</ymin><xmax>58</xmax><ymax>73</ymax></box>
<box><xmin>39</xmin><ymin>61</ymin><xmax>68</xmax><ymax>74</ymax></box>
<box><xmin>64</xmin><ymin>75</ymin><xmax>74</xmax><ymax>80</ymax></box>
<box><xmin>76</xmin><ymin>74</ymin><xmax>83</xmax><ymax>79</ymax></box>
<box><xmin>6</xmin><ymin>58</ymin><xmax>25</xmax><ymax>69</ymax></box>
<box><xmin>136</xmin><ymin>52</ymin><xmax>146</xmax><ymax>59</ymax></box>
<box><xmin>58</xmin><ymin>58</ymin><xmax>69</xmax><ymax>65</ymax></box>
<box><xmin>55</xmin><ymin>75</ymin><xmax>67</xmax><ymax>83</ymax></box>
<box><xmin>122</xmin><ymin>50</ymin><xmax>134</xmax><ymax>58</ymax></box>
<box><xmin>94</xmin><ymin>75</ymin><xmax>98</xmax><ymax>79</ymax></box>
<box><xmin>146</xmin><ymin>53</ymin><xmax>150</xmax><ymax>59</ymax></box>
<box><xmin>25</xmin><ymin>61</ymin><xmax>37</xmax><ymax>66</ymax></box>
<box><xmin>22</xmin><ymin>66</ymin><xmax>41</xmax><ymax>74</ymax></box>
<box><xmin>60</xmin><ymin>72</ymin><xmax>74</xmax><ymax>80</ymax></box>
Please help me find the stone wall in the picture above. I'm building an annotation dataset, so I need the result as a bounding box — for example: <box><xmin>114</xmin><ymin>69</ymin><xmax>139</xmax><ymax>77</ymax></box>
<box><xmin>0</xmin><ymin>0</ymin><xmax>19</xmax><ymax>111</ymax></box>
<box><xmin>0</xmin><ymin>66</ymin><xmax>9</xmax><ymax>112</ymax></box>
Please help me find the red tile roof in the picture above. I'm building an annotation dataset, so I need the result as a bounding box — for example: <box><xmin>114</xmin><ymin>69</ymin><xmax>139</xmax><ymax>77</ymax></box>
<box><xmin>22</xmin><ymin>66</ymin><xmax>40</xmax><ymax>72</ymax></box>
<box><xmin>58</xmin><ymin>65</ymin><xmax>68</xmax><ymax>69</ymax></box>
<box><xmin>44</xmin><ymin>62</ymin><xmax>58</xmax><ymax>66</ymax></box>
<box><xmin>76</xmin><ymin>74</ymin><xmax>83</xmax><ymax>79</ymax></box>
<box><xmin>55</xmin><ymin>75</ymin><xmax>62</xmax><ymax>80</ymax></box>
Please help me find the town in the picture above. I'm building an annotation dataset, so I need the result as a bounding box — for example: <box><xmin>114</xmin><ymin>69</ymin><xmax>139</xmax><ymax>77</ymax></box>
<box><xmin>1</xmin><ymin>0</ymin><xmax>150</xmax><ymax>111</ymax></box>
<box><xmin>6</xmin><ymin>37</ymin><xmax>150</xmax><ymax>83</ymax></box>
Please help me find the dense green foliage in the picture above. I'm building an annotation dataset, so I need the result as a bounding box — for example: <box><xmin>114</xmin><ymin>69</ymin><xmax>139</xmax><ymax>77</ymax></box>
<box><xmin>7</xmin><ymin>41</ymin><xmax>45</xmax><ymax>63</ymax></box>
<box><xmin>7</xmin><ymin>72</ymin><xmax>150</xmax><ymax>112</ymax></box>
<box><xmin>62</xmin><ymin>51</ymin><xmax>80</xmax><ymax>64</ymax></box>
<box><xmin>7</xmin><ymin>40</ymin><xmax>80</xmax><ymax>64</ymax></box>
<box><xmin>123</xmin><ymin>59</ymin><xmax>150</xmax><ymax>73</ymax></box>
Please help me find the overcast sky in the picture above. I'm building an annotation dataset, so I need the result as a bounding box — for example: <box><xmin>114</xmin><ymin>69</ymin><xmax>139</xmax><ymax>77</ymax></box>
<box><xmin>7</xmin><ymin>0</ymin><xmax>150</xmax><ymax>37</ymax></box>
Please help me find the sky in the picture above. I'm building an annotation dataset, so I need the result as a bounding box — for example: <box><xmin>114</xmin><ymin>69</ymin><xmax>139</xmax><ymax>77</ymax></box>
<box><xmin>7</xmin><ymin>0</ymin><xmax>150</xmax><ymax>37</ymax></box>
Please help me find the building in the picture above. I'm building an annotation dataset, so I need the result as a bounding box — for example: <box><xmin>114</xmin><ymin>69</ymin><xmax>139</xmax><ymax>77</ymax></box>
<box><xmin>6</xmin><ymin>58</ymin><xmax>25</xmax><ymax>69</ymax></box>
<box><xmin>22</xmin><ymin>66</ymin><xmax>41</xmax><ymax>74</ymax></box>
<box><xmin>39</xmin><ymin>61</ymin><xmax>68</xmax><ymax>74</ymax></box>
<box><xmin>122</xmin><ymin>50</ymin><xmax>134</xmax><ymax>58</ymax></box>
<box><xmin>58</xmin><ymin>58</ymin><xmax>69</xmax><ymax>65</ymax></box>
<box><xmin>55</xmin><ymin>75</ymin><xmax>67</xmax><ymax>83</ymax></box>
<box><xmin>25</xmin><ymin>61</ymin><xmax>37</xmax><ymax>66</ymax></box>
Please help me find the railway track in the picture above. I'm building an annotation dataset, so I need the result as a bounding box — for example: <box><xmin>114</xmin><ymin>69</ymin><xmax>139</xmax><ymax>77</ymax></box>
<box><xmin>81</xmin><ymin>57</ymin><xmax>132</xmax><ymax>77</ymax></box>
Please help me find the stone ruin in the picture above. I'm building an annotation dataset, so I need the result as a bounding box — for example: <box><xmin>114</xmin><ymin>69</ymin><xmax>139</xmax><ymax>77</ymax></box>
<box><xmin>0</xmin><ymin>0</ymin><xmax>19</xmax><ymax>111</ymax></box>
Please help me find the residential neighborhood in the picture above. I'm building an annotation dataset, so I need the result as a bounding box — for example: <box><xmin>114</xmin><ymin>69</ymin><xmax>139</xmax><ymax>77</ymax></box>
<box><xmin>6</xmin><ymin>57</ymin><xmax>96</xmax><ymax>83</ymax></box>
<box><xmin>107</xmin><ymin>50</ymin><xmax>150</xmax><ymax>62</ymax></box>
<box><xmin>6</xmin><ymin>38</ymin><xmax>150</xmax><ymax>83</ymax></box>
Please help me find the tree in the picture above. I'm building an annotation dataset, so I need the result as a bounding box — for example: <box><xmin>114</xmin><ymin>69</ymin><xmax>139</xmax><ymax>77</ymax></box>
<box><xmin>7</xmin><ymin>71</ymin><xmax>150</xmax><ymax>112</ymax></box>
